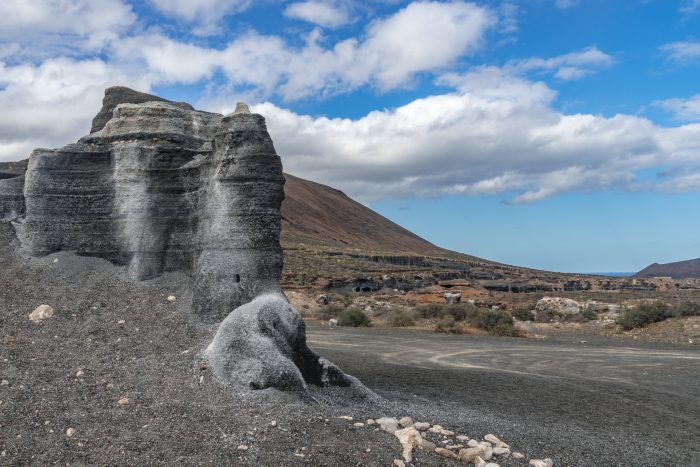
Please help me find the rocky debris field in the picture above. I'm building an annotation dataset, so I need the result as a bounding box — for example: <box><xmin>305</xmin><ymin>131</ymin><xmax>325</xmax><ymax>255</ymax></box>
<box><xmin>2</xmin><ymin>222</ymin><xmax>699</xmax><ymax>466</ymax></box>
<box><xmin>0</xmin><ymin>223</ymin><xmax>550</xmax><ymax>466</ymax></box>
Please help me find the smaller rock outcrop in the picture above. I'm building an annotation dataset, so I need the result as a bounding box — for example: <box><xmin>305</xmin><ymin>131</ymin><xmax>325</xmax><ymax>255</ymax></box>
<box><xmin>205</xmin><ymin>293</ymin><xmax>367</xmax><ymax>392</ymax></box>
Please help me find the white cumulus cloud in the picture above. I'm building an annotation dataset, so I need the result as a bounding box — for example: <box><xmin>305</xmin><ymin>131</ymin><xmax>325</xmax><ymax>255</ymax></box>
<box><xmin>247</xmin><ymin>67</ymin><xmax>700</xmax><ymax>204</ymax></box>
<box><xmin>115</xmin><ymin>1</ymin><xmax>496</xmax><ymax>99</ymax></box>
<box><xmin>147</xmin><ymin>0</ymin><xmax>251</xmax><ymax>34</ymax></box>
<box><xmin>660</xmin><ymin>40</ymin><xmax>700</xmax><ymax>64</ymax></box>
<box><xmin>656</xmin><ymin>94</ymin><xmax>700</xmax><ymax>121</ymax></box>
<box><xmin>284</xmin><ymin>1</ymin><xmax>349</xmax><ymax>28</ymax></box>
<box><xmin>0</xmin><ymin>0</ymin><xmax>135</xmax><ymax>57</ymax></box>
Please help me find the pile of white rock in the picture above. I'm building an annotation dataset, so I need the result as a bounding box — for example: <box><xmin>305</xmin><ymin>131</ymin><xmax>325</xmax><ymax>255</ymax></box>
<box><xmin>338</xmin><ymin>415</ymin><xmax>553</xmax><ymax>467</ymax></box>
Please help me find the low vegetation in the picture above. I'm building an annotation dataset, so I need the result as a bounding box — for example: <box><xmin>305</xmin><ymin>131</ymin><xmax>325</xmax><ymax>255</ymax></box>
<box><xmin>337</xmin><ymin>307</ymin><xmax>371</xmax><ymax>327</ymax></box>
<box><xmin>415</xmin><ymin>303</ymin><xmax>525</xmax><ymax>337</ymax></box>
<box><xmin>617</xmin><ymin>300</ymin><xmax>700</xmax><ymax>330</ymax></box>
<box><xmin>389</xmin><ymin>309</ymin><xmax>417</xmax><ymax>327</ymax></box>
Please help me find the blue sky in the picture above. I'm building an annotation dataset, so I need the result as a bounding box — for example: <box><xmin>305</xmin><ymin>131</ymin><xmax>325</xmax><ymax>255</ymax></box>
<box><xmin>1</xmin><ymin>0</ymin><xmax>700</xmax><ymax>272</ymax></box>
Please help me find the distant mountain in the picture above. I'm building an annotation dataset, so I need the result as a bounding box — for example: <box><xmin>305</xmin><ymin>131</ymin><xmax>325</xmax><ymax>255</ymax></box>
<box><xmin>281</xmin><ymin>173</ymin><xmax>472</xmax><ymax>259</ymax></box>
<box><xmin>635</xmin><ymin>258</ymin><xmax>700</xmax><ymax>279</ymax></box>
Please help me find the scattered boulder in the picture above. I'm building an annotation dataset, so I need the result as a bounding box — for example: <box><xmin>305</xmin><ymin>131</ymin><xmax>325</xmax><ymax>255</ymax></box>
<box><xmin>28</xmin><ymin>304</ymin><xmax>54</xmax><ymax>323</ymax></box>
<box><xmin>398</xmin><ymin>416</ymin><xmax>413</xmax><ymax>428</ymax></box>
<box><xmin>393</xmin><ymin>460</ymin><xmax>405</xmax><ymax>467</ymax></box>
<box><xmin>458</xmin><ymin>447</ymin><xmax>484</xmax><ymax>463</ymax></box>
<box><xmin>316</xmin><ymin>295</ymin><xmax>329</xmax><ymax>306</ymax></box>
<box><xmin>529</xmin><ymin>459</ymin><xmax>554</xmax><ymax>467</ymax></box>
<box><xmin>118</xmin><ymin>397</ymin><xmax>129</xmax><ymax>406</ymax></box>
<box><xmin>205</xmin><ymin>294</ymin><xmax>367</xmax><ymax>393</ymax></box>
<box><xmin>394</xmin><ymin>427</ymin><xmax>422</xmax><ymax>462</ymax></box>
<box><xmin>493</xmin><ymin>447</ymin><xmax>510</xmax><ymax>456</ymax></box>
<box><xmin>328</xmin><ymin>318</ymin><xmax>338</xmax><ymax>327</ymax></box>
<box><xmin>535</xmin><ymin>297</ymin><xmax>581</xmax><ymax>321</ymax></box>
<box><xmin>444</xmin><ymin>292</ymin><xmax>461</xmax><ymax>305</ymax></box>
<box><xmin>419</xmin><ymin>440</ymin><xmax>436</xmax><ymax>452</ymax></box>
<box><xmin>376</xmin><ymin>417</ymin><xmax>400</xmax><ymax>433</ymax></box>
<box><xmin>413</xmin><ymin>422</ymin><xmax>430</xmax><ymax>430</ymax></box>
<box><xmin>512</xmin><ymin>452</ymin><xmax>525</xmax><ymax>460</ymax></box>
<box><xmin>166</xmin><ymin>295</ymin><xmax>176</xmax><ymax>303</ymax></box>
<box><xmin>66</xmin><ymin>428</ymin><xmax>76</xmax><ymax>438</ymax></box>
<box><xmin>435</xmin><ymin>447</ymin><xmax>459</xmax><ymax>460</ymax></box>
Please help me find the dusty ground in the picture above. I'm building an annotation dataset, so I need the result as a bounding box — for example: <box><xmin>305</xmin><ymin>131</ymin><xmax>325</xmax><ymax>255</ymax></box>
<box><xmin>2</xmin><ymin>221</ymin><xmax>699</xmax><ymax>466</ymax></box>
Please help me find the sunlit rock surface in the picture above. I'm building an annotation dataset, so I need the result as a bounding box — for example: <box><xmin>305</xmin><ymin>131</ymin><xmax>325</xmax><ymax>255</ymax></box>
<box><xmin>10</xmin><ymin>87</ymin><xmax>284</xmax><ymax>323</ymax></box>
<box><xmin>2</xmin><ymin>87</ymin><xmax>364</xmax><ymax>394</ymax></box>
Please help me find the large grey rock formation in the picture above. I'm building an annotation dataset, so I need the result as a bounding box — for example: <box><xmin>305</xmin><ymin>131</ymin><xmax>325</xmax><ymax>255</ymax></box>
<box><xmin>0</xmin><ymin>159</ymin><xmax>28</xmax><ymax>222</ymax></box>
<box><xmin>2</xmin><ymin>86</ymin><xmax>364</xmax><ymax>395</ymax></box>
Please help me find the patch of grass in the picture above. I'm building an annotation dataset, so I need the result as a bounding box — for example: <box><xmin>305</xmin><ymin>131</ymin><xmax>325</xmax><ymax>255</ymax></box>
<box><xmin>389</xmin><ymin>309</ymin><xmax>416</xmax><ymax>327</ymax></box>
<box><xmin>338</xmin><ymin>307</ymin><xmax>371</xmax><ymax>327</ymax></box>
<box><xmin>617</xmin><ymin>301</ymin><xmax>668</xmax><ymax>330</ymax></box>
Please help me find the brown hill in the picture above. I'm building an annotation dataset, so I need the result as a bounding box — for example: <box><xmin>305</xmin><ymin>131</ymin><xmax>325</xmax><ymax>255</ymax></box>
<box><xmin>281</xmin><ymin>173</ymin><xmax>465</xmax><ymax>258</ymax></box>
<box><xmin>635</xmin><ymin>258</ymin><xmax>700</xmax><ymax>279</ymax></box>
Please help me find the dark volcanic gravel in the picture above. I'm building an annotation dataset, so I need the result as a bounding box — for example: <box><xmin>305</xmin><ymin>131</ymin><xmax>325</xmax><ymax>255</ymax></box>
<box><xmin>2</xmin><ymin>221</ymin><xmax>699</xmax><ymax>466</ymax></box>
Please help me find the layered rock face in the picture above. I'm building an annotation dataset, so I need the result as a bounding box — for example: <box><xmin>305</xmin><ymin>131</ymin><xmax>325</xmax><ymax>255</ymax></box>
<box><xmin>0</xmin><ymin>160</ymin><xmax>28</xmax><ymax>222</ymax></box>
<box><xmin>11</xmin><ymin>88</ymin><xmax>283</xmax><ymax>323</ymax></box>
<box><xmin>1</xmin><ymin>87</ymin><xmax>362</xmax><ymax>393</ymax></box>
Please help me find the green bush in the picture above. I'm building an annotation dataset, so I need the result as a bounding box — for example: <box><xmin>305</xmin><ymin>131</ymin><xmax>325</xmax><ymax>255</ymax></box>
<box><xmin>317</xmin><ymin>304</ymin><xmax>345</xmax><ymax>321</ymax></box>
<box><xmin>673</xmin><ymin>301</ymin><xmax>700</xmax><ymax>317</ymax></box>
<box><xmin>580</xmin><ymin>308</ymin><xmax>599</xmax><ymax>321</ymax></box>
<box><xmin>473</xmin><ymin>309</ymin><xmax>512</xmax><ymax>332</ymax></box>
<box><xmin>512</xmin><ymin>307</ymin><xmax>535</xmax><ymax>321</ymax></box>
<box><xmin>617</xmin><ymin>302</ymin><xmax>668</xmax><ymax>330</ymax></box>
<box><xmin>338</xmin><ymin>307</ymin><xmax>371</xmax><ymax>327</ymax></box>
<box><xmin>432</xmin><ymin>317</ymin><xmax>457</xmax><ymax>333</ymax></box>
<box><xmin>389</xmin><ymin>309</ymin><xmax>416</xmax><ymax>327</ymax></box>
<box><xmin>416</xmin><ymin>303</ymin><xmax>449</xmax><ymax>319</ymax></box>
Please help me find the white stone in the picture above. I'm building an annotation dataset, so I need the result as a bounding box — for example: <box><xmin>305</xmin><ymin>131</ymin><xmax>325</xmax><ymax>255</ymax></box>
<box><xmin>376</xmin><ymin>417</ymin><xmax>399</xmax><ymax>433</ymax></box>
<box><xmin>398</xmin><ymin>416</ymin><xmax>413</xmax><ymax>428</ymax></box>
<box><xmin>270</xmin><ymin>420</ymin><xmax>277</xmax><ymax>427</ymax></box>
<box><xmin>338</xmin><ymin>415</ymin><xmax>353</xmax><ymax>421</ymax></box>
<box><xmin>467</xmin><ymin>439</ymin><xmax>479</xmax><ymax>447</ymax></box>
<box><xmin>512</xmin><ymin>452</ymin><xmax>525</xmax><ymax>460</ymax></box>
<box><xmin>118</xmin><ymin>397</ymin><xmax>129</xmax><ymax>406</ymax></box>
<box><xmin>366</xmin><ymin>419</ymin><xmax>375</xmax><ymax>425</ymax></box>
<box><xmin>75</xmin><ymin>370</ymin><xmax>84</xmax><ymax>377</ymax></box>
<box><xmin>166</xmin><ymin>295</ymin><xmax>177</xmax><ymax>303</ymax></box>
<box><xmin>394</xmin><ymin>427</ymin><xmax>422</xmax><ymax>462</ymax></box>
<box><xmin>0</xmin><ymin>380</ymin><xmax>9</xmax><ymax>386</ymax></box>
<box><xmin>434</xmin><ymin>447</ymin><xmax>459</xmax><ymax>460</ymax></box>
<box><xmin>493</xmin><ymin>447</ymin><xmax>510</xmax><ymax>456</ymax></box>
<box><xmin>117</xmin><ymin>320</ymin><xmax>125</xmax><ymax>325</ymax></box>
<box><xmin>353</xmin><ymin>422</ymin><xmax>364</xmax><ymax>427</ymax></box>
<box><xmin>66</xmin><ymin>428</ymin><xmax>76</xmax><ymax>438</ymax></box>
<box><xmin>393</xmin><ymin>460</ymin><xmax>405</xmax><ymax>467</ymax></box>
<box><xmin>530</xmin><ymin>460</ymin><xmax>554</xmax><ymax>467</ymax></box>
<box><xmin>475</xmin><ymin>456</ymin><xmax>487</xmax><ymax>467</ymax></box>
<box><xmin>237</xmin><ymin>445</ymin><xmax>248</xmax><ymax>451</ymax></box>
<box><xmin>29</xmin><ymin>305</ymin><xmax>54</xmax><ymax>323</ymax></box>
<box><xmin>328</xmin><ymin>318</ymin><xmax>338</xmax><ymax>327</ymax></box>
<box><xmin>456</xmin><ymin>434</ymin><xmax>470</xmax><ymax>442</ymax></box>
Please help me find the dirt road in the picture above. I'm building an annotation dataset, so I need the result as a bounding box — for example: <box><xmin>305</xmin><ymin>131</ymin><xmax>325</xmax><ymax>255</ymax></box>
<box><xmin>307</xmin><ymin>323</ymin><xmax>700</xmax><ymax>466</ymax></box>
